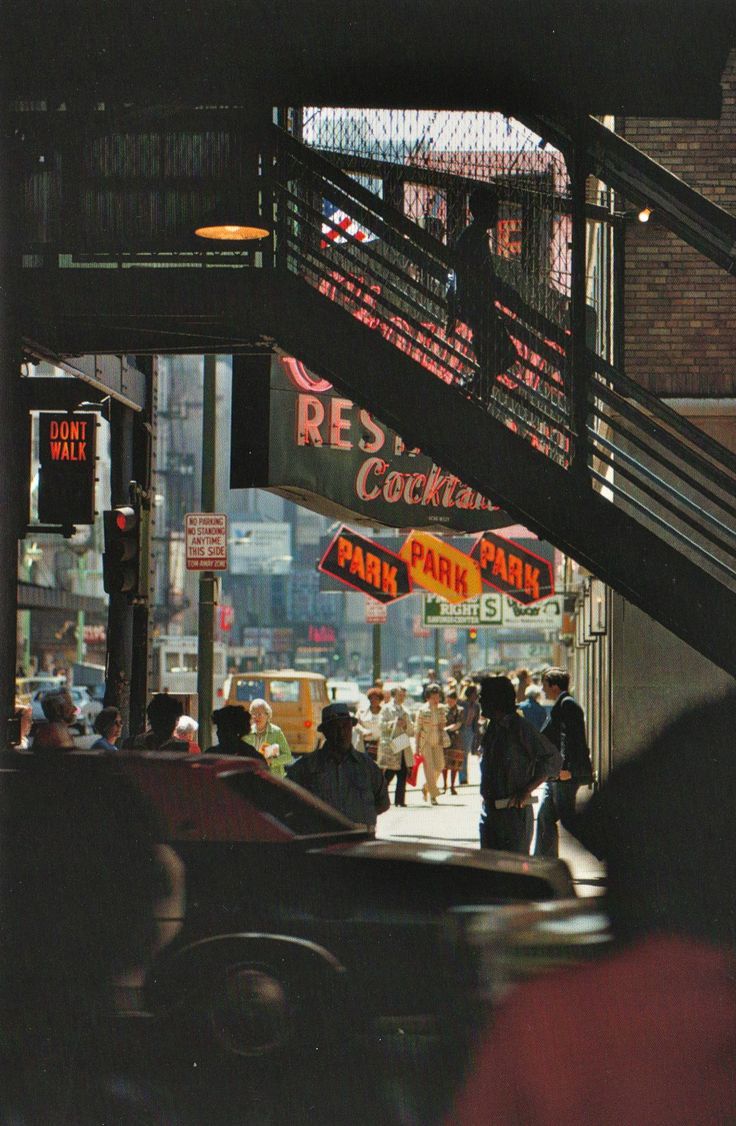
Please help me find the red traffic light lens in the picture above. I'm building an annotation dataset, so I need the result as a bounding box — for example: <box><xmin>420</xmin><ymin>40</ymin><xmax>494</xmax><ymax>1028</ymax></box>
<box><xmin>114</xmin><ymin>506</ymin><xmax>137</xmax><ymax>532</ymax></box>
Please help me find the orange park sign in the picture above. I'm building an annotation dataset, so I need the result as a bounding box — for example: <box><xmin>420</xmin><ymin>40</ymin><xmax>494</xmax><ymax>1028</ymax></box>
<box><xmin>319</xmin><ymin>526</ymin><xmax>412</xmax><ymax>604</ymax></box>
<box><xmin>400</xmin><ymin>531</ymin><xmax>482</xmax><ymax>604</ymax></box>
<box><xmin>471</xmin><ymin>531</ymin><xmax>554</xmax><ymax>605</ymax></box>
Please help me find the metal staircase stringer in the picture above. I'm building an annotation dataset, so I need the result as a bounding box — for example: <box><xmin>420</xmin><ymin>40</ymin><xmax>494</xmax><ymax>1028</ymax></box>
<box><xmin>268</xmin><ymin>271</ymin><xmax>736</xmax><ymax>676</ymax></box>
<box><xmin>519</xmin><ymin>110</ymin><xmax>736</xmax><ymax>275</ymax></box>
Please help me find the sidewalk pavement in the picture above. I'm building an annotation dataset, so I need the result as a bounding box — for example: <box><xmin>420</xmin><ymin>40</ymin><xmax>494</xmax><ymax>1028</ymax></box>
<box><xmin>376</xmin><ymin>755</ymin><xmax>605</xmax><ymax>895</ymax></box>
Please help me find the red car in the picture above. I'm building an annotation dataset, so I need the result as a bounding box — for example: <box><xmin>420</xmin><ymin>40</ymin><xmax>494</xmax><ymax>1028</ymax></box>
<box><xmin>4</xmin><ymin>750</ymin><xmax>576</xmax><ymax>1060</ymax></box>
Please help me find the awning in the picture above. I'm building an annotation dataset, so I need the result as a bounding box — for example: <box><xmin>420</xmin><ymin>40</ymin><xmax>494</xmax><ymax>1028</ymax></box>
<box><xmin>18</xmin><ymin>581</ymin><xmax>106</xmax><ymax>614</ymax></box>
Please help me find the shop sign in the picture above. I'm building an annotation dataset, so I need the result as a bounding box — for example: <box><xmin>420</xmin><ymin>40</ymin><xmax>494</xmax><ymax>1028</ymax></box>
<box><xmin>423</xmin><ymin>592</ymin><xmax>562</xmax><ymax>628</ymax></box>
<box><xmin>308</xmin><ymin>625</ymin><xmax>336</xmax><ymax>643</ymax></box>
<box><xmin>230</xmin><ymin>354</ymin><xmax>511</xmax><ymax>533</ymax></box>
<box><xmin>413</xmin><ymin>616</ymin><xmax>431</xmax><ymax>639</ymax></box>
<box><xmin>218</xmin><ymin>605</ymin><xmax>234</xmax><ymax>631</ymax></box>
<box><xmin>423</xmin><ymin>593</ymin><xmax>502</xmax><ymax>627</ymax></box>
<box><xmin>501</xmin><ymin>595</ymin><xmax>562</xmax><ymax>628</ymax></box>
<box><xmin>400</xmin><ymin>531</ymin><xmax>482</xmax><ymax>605</ymax></box>
<box><xmin>471</xmin><ymin>531</ymin><xmax>554</xmax><ymax>604</ymax></box>
<box><xmin>229</xmin><ymin>521</ymin><xmax>291</xmax><ymax>575</ymax></box>
<box><xmin>83</xmin><ymin>624</ymin><xmax>107</xmax><ymax>644</ymax></box>
<box><xmin>37</xmin><ymin>412</ymin><xmax>97</xmax><ymax>526</ymax></box>
<box><xmin>318</xmin><ymin>525</ymin><xmax>412</xmax><ymax>605</ymax></box>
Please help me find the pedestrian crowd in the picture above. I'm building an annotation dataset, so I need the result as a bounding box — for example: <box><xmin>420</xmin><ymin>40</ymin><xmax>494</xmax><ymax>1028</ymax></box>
<box><xmin>16</xmin><ymin>663</ymin><xmax>591</xmax><ymax>857</ymax></box>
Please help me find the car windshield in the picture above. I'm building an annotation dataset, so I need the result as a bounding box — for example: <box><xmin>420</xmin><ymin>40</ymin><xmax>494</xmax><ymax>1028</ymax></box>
<box><xmin>234</xmin><ymin>678</ymin><xmax>266</xmax><ymax>702</ymax></box>
<box><xmin>223</xmin><ymin>770</ymin><xmax>358</xmax><ymax>837</ymax></box>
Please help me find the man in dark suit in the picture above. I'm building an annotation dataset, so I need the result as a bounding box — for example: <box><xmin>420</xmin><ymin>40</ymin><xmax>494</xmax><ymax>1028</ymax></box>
<box><xmin>533</xmin><ymin>668</ymin><xmax>594</xmax><ymax>858</ymax></box>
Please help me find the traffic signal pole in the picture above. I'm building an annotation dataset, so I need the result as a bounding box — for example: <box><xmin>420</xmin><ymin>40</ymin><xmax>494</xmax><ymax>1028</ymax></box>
<box><xmin>129</xmin><ymin>357</ymin><xmax>156</xmax><ymax>741</ymax></box>
<box><xmin>105</xmin><ymin>402</ymin><xmax>135</xmax><ymax>733</ymax></box>
<box><xmin>197</xmin><ymin>354</ymin><xmax>217</xmax><ymax>753</ymax></box>
<box><xmin>103</xmin><ymin>365</ymin><xmax>154</xmax><ymax>740</ymax></box>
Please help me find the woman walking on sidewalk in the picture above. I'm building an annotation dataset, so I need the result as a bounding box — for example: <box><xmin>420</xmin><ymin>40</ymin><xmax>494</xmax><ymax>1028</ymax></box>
<box><xmin>442</xmin><ymin>691</ymin><xmax>464</xmax><ymax>794</ymax></box>
<box><xmin>415</xmin><ymin>684</ymin><xmax>448</xmax><ymax>805</ymax></box>
<box><xmin>377</xmin><ymin>684</ymin><xmax>414</xmax><ymax>807</ymax></box>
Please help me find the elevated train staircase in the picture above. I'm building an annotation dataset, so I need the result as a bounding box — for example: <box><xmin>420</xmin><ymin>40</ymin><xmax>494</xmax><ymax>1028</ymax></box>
<box><xmin>259</xmin><ymin>121</ymin><xmax>736</xmax><ymax>676</ymax></box>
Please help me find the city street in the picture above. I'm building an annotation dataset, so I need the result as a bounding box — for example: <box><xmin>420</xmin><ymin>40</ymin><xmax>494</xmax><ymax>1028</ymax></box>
<box><xmin>377</xmin><ymin>755</ymin><xmax>605</xmax><ymax>894</ymax></box>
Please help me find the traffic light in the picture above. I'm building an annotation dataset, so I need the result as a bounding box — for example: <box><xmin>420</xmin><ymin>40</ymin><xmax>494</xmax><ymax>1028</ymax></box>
<box><xmin>103</xmin><ymin>504</ymin><xmax>141</xmax><ymax>595</ymax></box>
<box><xmin>468</xmin><ymin>627</ymin><xmax>479</xmax><ymax>643</ymax></box>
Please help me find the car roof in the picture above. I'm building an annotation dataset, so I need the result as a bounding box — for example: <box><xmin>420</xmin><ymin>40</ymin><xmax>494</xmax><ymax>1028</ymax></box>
<box><xmin>0</xmin><ymin>750</ymin><xmax>359</xmax><ymax>844</ymax></box>
<box><xmin>229</xmin><ymin>669</ymin><xmax>326</xmax><ymax>681</ymax></box>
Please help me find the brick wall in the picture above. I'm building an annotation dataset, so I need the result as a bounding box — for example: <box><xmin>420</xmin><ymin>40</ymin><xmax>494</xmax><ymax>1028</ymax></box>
<box><xmin>617</xmin><ymin>48</ymin><xmax>736</xmax><ymax>396</ymax></box>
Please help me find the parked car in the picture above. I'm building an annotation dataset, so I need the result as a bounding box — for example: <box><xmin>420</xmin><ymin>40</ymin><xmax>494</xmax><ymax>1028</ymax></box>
<box><xmin>0</xmin><ymin>750</ymin><xmax>576</xmax><ymax>1061</ymax></box>
<box><xmin>70</xmin><ymin>686</ymin><xmax>102</xmax><ymax>732</ymax></box>
<box><xmin>15</xmin><ymin>675</ymin><xmax>65</xmax><ymax>706</ymax></box>
<box><xmin>404</xmin><ymin>675</ymin><xmax>427</xmax><ymax>706</ymax></box>
<box><xmin>81</xmin><ymin>681</ymin><xmax>106</xmax><ymax>719</ymax></box>
<box><xmin>326</xmin><ymin>678</ymin><xmax>364</xmax><ymax>713</ymax></box>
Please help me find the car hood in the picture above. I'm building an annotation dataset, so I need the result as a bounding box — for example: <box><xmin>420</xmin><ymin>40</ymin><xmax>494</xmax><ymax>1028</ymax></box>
<box><xmin>313</xmin><ymin>838</ymin><xmax>575</xmax><ymax>898</ymax></box>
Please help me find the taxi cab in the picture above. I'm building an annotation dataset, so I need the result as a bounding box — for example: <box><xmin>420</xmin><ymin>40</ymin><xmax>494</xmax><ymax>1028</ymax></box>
<box><xmin>221</xmin><ymin>669</ymin><xmax>329</xmax><ymax>754</ymax></box>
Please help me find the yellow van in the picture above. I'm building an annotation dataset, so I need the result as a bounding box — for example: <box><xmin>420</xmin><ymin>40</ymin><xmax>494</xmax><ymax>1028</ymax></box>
<box><xmin>221</xmin><ymin>670</ymin><xmax>329</xmax><ymax>754</ymax></box>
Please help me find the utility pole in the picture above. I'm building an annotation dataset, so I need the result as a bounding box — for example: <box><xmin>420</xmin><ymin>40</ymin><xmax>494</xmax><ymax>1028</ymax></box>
<box><xmin>197</xmin><ymin>354</ymin><xmax>217</xmax><ymax>752</ymax></box>
<box><xmin>372</xmin><ymin>622</ymin><xmax>381</xmax><ymax>684</ymax></box>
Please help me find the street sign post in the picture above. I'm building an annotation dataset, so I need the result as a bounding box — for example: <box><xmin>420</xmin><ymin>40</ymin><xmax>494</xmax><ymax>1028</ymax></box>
<box><xmin>185</xmin><ymin>512</ymin><xmax>228</xmax><ymax>571</ymax></box>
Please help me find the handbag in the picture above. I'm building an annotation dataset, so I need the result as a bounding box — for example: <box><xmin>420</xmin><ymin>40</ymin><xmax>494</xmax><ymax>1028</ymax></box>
<box><xmin>407</xmin><ymin>753</ymin><xmax>424</xmax><ymax>787</ymax></box>
<box><xmin>391</xmin><ymin>732</ymin><xmax>411</xmax><ymax>754</ymax></box>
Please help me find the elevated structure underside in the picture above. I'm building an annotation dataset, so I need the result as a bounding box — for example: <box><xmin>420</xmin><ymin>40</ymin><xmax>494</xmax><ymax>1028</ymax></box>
<box><xmin>3</xmin><ymin>1</ymin><xmax>734</xmax><ymax>118</ymax></box>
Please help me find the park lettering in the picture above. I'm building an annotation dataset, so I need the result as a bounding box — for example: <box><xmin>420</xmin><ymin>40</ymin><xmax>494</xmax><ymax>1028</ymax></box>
<box><xmin>336</xmin><ymin>535</ymin><xmax>398</xmax><ymax>596</ymax></box>
<box><xmin>478</xmin><ymin>539</ymin><xmax>541</xmax><ymax>600</ymax></box>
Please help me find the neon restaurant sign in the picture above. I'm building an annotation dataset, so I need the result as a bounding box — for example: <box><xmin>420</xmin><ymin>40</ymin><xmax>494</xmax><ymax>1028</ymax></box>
<box><xmin>230</xmin><ymin>354</ymin><xmax>513</xmax><ymax>533</ymax></box>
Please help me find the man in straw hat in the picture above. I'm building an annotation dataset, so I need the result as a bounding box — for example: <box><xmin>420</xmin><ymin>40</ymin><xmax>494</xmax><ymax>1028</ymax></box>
<box><xmin>287</xmin><ymin>702</ymin><xmax>389</xmax><ymax>831</ymax></box>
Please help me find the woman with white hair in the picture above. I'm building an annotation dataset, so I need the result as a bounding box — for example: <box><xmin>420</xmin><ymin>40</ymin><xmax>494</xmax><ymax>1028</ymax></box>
<box><xmin>518</xmin><ymin>683</ymin><xmax>549</xmax><ymax>732</ymax></box>
<box><xmin>242</xmin><ymin>698</ymin><xmax>293</xmax><ymax>777</ymax></box>
<box><xmin>173</xmin><ymin>715</ymin><xmax>201</xmax><ymax>754</ymax></box>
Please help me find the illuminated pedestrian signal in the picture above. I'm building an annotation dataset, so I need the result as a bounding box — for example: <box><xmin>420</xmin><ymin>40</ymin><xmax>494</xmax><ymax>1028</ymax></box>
<box><xmin>468</xmin><ymin>627</ymin><xmax>479</xmax><ymax>642</ymax></box>
<box><xmin>103</xmin><ymin>505</ymin><xmax>141</xmax><ymax>595</ymax></box>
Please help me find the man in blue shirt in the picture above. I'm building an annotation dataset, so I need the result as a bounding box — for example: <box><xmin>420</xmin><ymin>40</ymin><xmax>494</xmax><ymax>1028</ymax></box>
<box><xmin>518</xmin><ymin>683</ymin><xmax>549</xmax><ymax>732</ymax></box>
<box><xmin>287</xmin><ymin>703</ymin><xmax>390</xmax><ymax>831</ymax></box>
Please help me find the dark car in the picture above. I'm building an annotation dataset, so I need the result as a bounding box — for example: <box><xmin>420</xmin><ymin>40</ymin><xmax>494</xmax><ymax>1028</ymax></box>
<box><xmin>2</xmin><ymin>751</ymin><xmax>575</xmax><ymax>1060</ymax></box>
